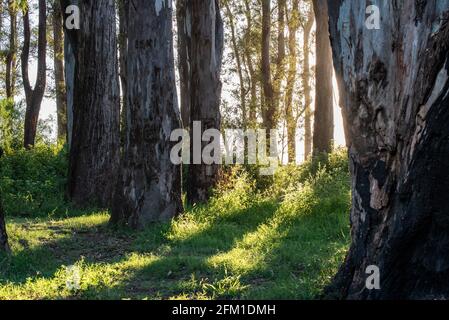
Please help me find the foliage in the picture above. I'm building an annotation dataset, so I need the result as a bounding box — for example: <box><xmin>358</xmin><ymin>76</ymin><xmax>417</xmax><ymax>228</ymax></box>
<box><xmin>0</xmin><ymin>149</ymin><xmax>351</xmax><ymax>300</ymax></box>
<box><xmin>0</xmin><ymin>143</ymin><xmax>69</xmax><ymax>218</ymax></box>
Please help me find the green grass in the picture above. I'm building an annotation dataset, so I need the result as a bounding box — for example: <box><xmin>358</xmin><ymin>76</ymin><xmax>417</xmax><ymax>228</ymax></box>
<box><xmin>0</xmin><ymin>150</ymin><xmax>351</xmax><ymax>300</ymax></box>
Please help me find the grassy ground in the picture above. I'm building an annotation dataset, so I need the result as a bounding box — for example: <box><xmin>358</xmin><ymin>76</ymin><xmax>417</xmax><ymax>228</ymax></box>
<box><xmin>0</xmin><ymin>150</ymin><xmax>351</xmax><ymax>300</ymax></box>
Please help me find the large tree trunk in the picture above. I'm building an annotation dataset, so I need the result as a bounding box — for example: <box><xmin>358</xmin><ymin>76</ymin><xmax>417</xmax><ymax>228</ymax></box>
<box><xmin>110</xmin><ymin>0</ymin><xmax>183</xmax><ymax>228</ymax></box>
<box><xmin>52</xmin><ymin>0</ymin><xmax>67</xmax><ymax>142</ymax></box>
<box><xmin>68</xmin><ymin>0</ymin><xmax>120</xmax><ymax>208</ymax></box>
<box><xmin>176</xmin><ymin>0</ymin><xmax>192</xmax><ymax>129</ymax></box>
<box><xmin>327</xmin><ymin>0</ymin><xmax>449</xmax><ymax>300</ymax></box>
<box><xmin>22</xmin><ymin>0</ymin><xmax>47</xmax><ymax>148</ymax></box>
<box><xmin>312</xmin><ymin>0</ymin><xmax>333</xmax><ymax>155</ymax></box>
<box><xmin>285</xmin><ymin>0</ymin><xmax>299</xmax><ymax>163</ymax></box>
<box><xmin>303</xmin><ymin>7</ymin><xmax>314</xmax><ymax>160</ymax></box>
<box><xmin>186</xmin><ymin>0</ymin><xmax>224</xmax><ymax>205</ymax></box>
<box><xmin>5</xmin><ymin>0</ymin><xmax>17</xmax><ymax>100</ymax></box>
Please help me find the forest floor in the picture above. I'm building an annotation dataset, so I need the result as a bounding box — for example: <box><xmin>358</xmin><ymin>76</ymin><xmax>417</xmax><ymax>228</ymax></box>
<box><xmin>0</xmin><ymin>148</ymin><xmax>350</xmax><ymax>300</ymax></box>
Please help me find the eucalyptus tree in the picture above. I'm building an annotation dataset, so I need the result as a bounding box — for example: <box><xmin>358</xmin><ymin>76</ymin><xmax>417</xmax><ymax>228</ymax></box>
<box><xmin>327</xmin><ymin>0</ymin><xmax>449</xmax><ymax>299</ymax></box>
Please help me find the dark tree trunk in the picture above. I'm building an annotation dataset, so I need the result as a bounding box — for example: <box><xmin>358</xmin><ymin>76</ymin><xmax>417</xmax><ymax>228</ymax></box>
<box><xmin>312</xmin><ymin>0</ymin><xmax>333</xmax><ymax>155</ymax></box>
<box><xmin>0</xmin><ymin>183</ymin><xmax>9</xmax><ymax>253</ymax></box>
<box><xmin>60</xmin><ymin>0</ymin><xmax>77</xmax><ymax>148</ymax></box>
<box><xmin>285</xmin><ymin>0</ymin><xmax>299</xmax><ymax>163</ymax></box>
<box><xmin>5</xmin><ymin>0</ymin><xmax>17</xmax><ymax>100</ymax></box>
<box><xmin>176</xmin><ymin>0</ymin><xmax>192</xmax><ymax>129</ymax></box>
<box><xmin>303</xmin><ymin>7</ymin><xmax>314</xmax><ymax>160</ymax></box>
<box><xmin>186</xmin><ymin>0</ymin><xmax>224</xmax><ymax>205</ymax></box>
<box><xmin>68</xmin><ymin>0</ymin><xmax>120</xmax><ymax>208</ymax></box>
<box><xmin>327</xmin><ymin>0</ymin><xmax>449</xmax><ymax>300</ymax></box>
<box><xmin>261</xmin><ymin>0</ymin><xmax>275</xmax><ymax>134</ymax></box>
<box><xmin>22</xmin><ymin>0</ymin><xmax>47</xmax><ymax>149</ymax></box>
<box><xmin>110</xmin><ymin>0</ymin><xmax>183</xmax><ymax>228</ymax></box>
<box><xmin>118</xmin><ymin>0</ymin><xmax>128</xmax><ymax>146</ymax></box>
<box><xmin>53</xmin><ymin>0</ymin><xmax>67</xmax><ymax>142</ymax></box>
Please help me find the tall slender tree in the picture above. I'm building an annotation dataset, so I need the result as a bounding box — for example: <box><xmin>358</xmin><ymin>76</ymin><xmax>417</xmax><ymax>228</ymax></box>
<box><xmin>186</xmin><ymin>0</ymin><xmax>224</xmax><ymax>205</ymax></box>
<box><xmin>52</xmin><ymin>0</ymin><xmax>67</xmax><ymax>142</ymax></box>
<box><xmin>285</xmin><ymin>0</ymin><xmax>300</xmax><ymax>163</ymax></box>
<box><xmin>261</xmin><ymin>0</ymin><xmax>275</xmax><ymax>135</ymax></box>
<box><xmin>327</xmin><ymin>0</ymin><xmax>449</xmax><ymax>299</ymax></box>
<box><xmin>68</xmin><ymin>0</ymin><xmax>120</xmax><ymax>208</ymax></box>
<box><xmin>22</xmin><ymin>0</ymin><xmax>47</xmax><ymax>148</ymax></box>
<box><xmin>111</xmin><ymin>0</ymin><xmax>183</xmax><ymax>228</ymax></box>
<box><xmin>303</xmin><ymin>5</ymin><xmax>314</xmax><ymax>160</ymax></box>
<box><xmin>176</xmin><ymin>0</ymin><xmax>191</xmax><ymax>129</ymax></box>
<box><xmin>5</xmin><ymin>0</ymin><xmax>17</xmax><ymax>100</ymax></box>
<box><xmin>312</xmin><ymin>0</ymin><xmax>333</xmax><ymax>155</ymax></box>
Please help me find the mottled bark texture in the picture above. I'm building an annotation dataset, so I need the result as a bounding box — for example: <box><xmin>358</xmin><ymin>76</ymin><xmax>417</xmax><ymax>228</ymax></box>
<box><xmin>22</xmin><ymin>0</ymin><xmax>47</xmax><ymax>148</ymax></box>
<box><xmin>176</xmin><ymin>0</ymin><xmax>192</xmax><ymax>129</ymax></box>
<box><xmin>186</xmin><ymin>0</ymin><xmax>224</xmax><ymax>205</ymax></box>
<box><xmin>68</xmin><ymin>0</ymin><xmax>120</xmax><ymax>208</ymax></box>
<box><xmin>327</xmin><ymin>0</ymin><xmax>449</xmax><ymax>299</ymax></box>
<box><xmin>110</xmin><ymin>0</ymin><xmax>183</xmax><ymax>228</ymax></box>
<box><xmin>53</xmin><ymin>0</ymin><xmax>67</xmax><ymax>142</ymax></box>
<box><xmin>312</xmin><ymin>0</ymin><xmax>334</xmax><ymax>155</ymax></box>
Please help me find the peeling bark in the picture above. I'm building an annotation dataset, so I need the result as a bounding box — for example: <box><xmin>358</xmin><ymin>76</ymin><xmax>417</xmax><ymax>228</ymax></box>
<box><xmin>327</xmin><ymin>0</ymin><xmax>449</xmax><ymax>299</ymax></box>
<box><xmin>186</xmin><ymin>0</ymin><xmax>224</xmax><ymax>205</ymax></box>
<box><xmin>111</xmin><ymin>0</ymin><xmax>183</xmax><ymax>228</ymax></box>
<box><xmin>68</xmin><ymin>0</ymin><xmax>121</xmax><ymax>208</ymax></box>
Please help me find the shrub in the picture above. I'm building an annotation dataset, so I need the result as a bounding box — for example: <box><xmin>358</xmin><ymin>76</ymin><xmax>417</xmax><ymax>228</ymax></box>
<box><xmin>0</xmin><ymin>144</ymin><xmax>69</xmax><ymax>217</ymax></box>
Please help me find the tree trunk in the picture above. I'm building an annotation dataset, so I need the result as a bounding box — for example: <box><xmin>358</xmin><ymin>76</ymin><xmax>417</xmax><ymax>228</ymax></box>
<box><xmin>53</xmin><ymin>0</ymin><xmax>67</xmax><ymax>142</ymax></box>
<box><xmin>5</xmin><ymin>0</ymin><xmax>17</xmax><ymax>100</ymax></box>
<box><xmin>224</xmin><ymin>0</ymin><xmax>247</xmax><ymax>129</ymax></box>
<box><xmin>243</xmin><ymin>0</ymin><xmax>257</xmax><ymax>127</ymax></box>
<box><xmin>261</xmin><ymin>0</ymin><xmax>275</xmax><ymax>135</ymax></box>
<box><xmin>303</xmin><ymin>7</ymin><xmax>314</xmax><ymax>160</ymax></box>
<box><xmin>176</xmin><ymin>0</ymin><xmax>192</xmax><ymax>129</ymax></box>
<box><xmin>285</xmin><ymin>0</ymin><xmax>299</xmax><ymax>163</ymax></box>
<box><xmin>110</xmin><ymin>0</ymin><xmax>183</xmax><ymax>228</ymax></box>
<box><xmin>61</xmin><ymin>0</ymin><xmax>77</xmax><ymax>148</ymax></box>
<box><xmin>312</xmin><ymin>0</ymin><xmax>333</xmax><ymax>155</ymax></box>
<box><xmin>68</xmin><ymin>0</ymin><xmax>120</xmax><ymax>208</ymax></box>
<box><xmin>0</xmin><ymin>182</ymin><xmax>9</xmax><ymax>253</ymax></box>
<box><xmin>273</xmin><ymin>0</ymin><xmax>286</xmax><ymax>115</ymax></box>
<box><xmin>327</xmin><ymin>0</ymin><xmax>449</xmax><ymax>300</ymax></box>
<box><xmin>118</xmin><ymin>0</ymin><xmax>128</xmax><ymax>146</ymax></box>
<box><xmin>186</xmin><ymin>0</ymin><xmax>224</xmax><ymax>205</ymax></box>
<box><xmin>22</xmin><ymin>0</ymin><xmax>47</xmax><ymax>149</ymax></box>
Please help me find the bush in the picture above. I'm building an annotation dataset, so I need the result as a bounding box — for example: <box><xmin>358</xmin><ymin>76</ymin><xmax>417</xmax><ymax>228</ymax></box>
<box><xmin>0</xmin><ymin>144</ymin><xmax>69</xmax><ymax>217</ymax></box>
